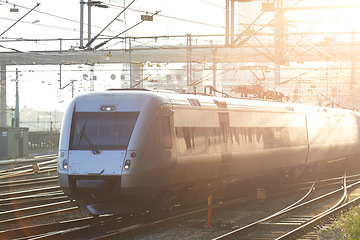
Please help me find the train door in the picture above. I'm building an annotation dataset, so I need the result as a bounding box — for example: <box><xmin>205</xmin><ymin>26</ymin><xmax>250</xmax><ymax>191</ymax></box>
<box><xmin>219</xmin><ymin>112</ymin><xmax>233</xmax><ymax>177</ymax></box>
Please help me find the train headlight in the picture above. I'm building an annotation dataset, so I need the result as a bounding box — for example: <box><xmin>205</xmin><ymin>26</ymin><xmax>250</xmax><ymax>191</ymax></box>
<box><xmin>62</xmin><ymin>159</ymin><xmax>68</xmax><ymax>170</ymax></box>
<box><xmin>100</xmin><ymin>105</ymin><xmax>116</xmax><ymax>112</ymax></box>
<box><xmin>59</xmin><ymin>151</ymin><xmax>69</xmax><ymax>171</ymax></box>
<box><xmin>124</xmin><ymin>160</ymin><xmax>131</xmax><ymax>170</ymax></box>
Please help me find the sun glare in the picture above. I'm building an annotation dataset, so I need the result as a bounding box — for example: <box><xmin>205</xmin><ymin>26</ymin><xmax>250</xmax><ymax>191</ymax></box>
<box><xmin>287</xmin><ymin>0</ymin><xmax>360</xmax><ymax>34</ymax></box>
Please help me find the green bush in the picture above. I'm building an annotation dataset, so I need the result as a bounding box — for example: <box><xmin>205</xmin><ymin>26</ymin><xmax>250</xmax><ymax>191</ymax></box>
<box><xmin>325</xmin><ymin>207</ymin><xmax>360</xmax><ymax>239</ymax></box>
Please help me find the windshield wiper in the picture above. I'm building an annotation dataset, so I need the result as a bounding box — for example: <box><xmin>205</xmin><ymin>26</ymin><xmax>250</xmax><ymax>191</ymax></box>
<box><xmin>78</xmin><ymin>120</ymin><xmax>87</xmax><ymax>145</ymax></box>
<box><xmin>78</xmin><ymin>121</ymin><xmax>101</xmax><ymax>154</ymax></box>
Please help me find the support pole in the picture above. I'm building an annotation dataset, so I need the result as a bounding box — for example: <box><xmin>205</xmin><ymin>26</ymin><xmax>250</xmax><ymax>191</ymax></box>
<box><xmin>212</xmin><ymin>45</ymin><xmax>217</xmax><ymax>89</ymax></box>
<box><xmin>213</xmin><ymin>63</ymin><xmax>217</xmax><ymax>89</ymax></box>
<box><xmin>0</xmin><ymin>64</ymin><xmax>6</xmax><ymax>127</ymax></box>
<box><xmin>88</xmin><ymin>0</ymin><xmax>92</xmax><ymax>47</ymax></box>
<box><xmin>13</xmin><ymin>68</ymin><xmax>19</xmax><ymax>128</ymax></box>
<box><xmin>59</xmin><ymin>39</ymin><xmax>63</xmax><ymax>89</ymax></box>
<box><xmin>80</xmin><ymin>0</ymin><xmax>84</xmax><ymax>48</ymax></box>
<box><xmin>351</xmin><ymin>31</ymin><xmax>355</xmax><ymax>84</ymax></box>
<box><xmin>274</xmin><ymin>0</ymin><xmax>286</xmax><ymax>85</ymax></box>
<box><xmin>129</xmin><ymin>38</ymin><xmax>133</xmax><ymax>88</ymax></box>
<box><xmin>186</xmin><ymin>34</ymin><xmax>192</xmax><ymax>85</ymax></box>
<box><xmin>231</xmin><ymin>0</ymin><xmax>235</xmax><ymax>44</ymax></box>
<box><xmin>225</xmin><ymin>0</ymin><xmax>230</xmax><ymax>46</ymax></box>
<box><xmin>207</xmin><ymin>194</ymin><xmax>213</xmax><ymax>228</ymax></box>
<box><xmin>90</xmin><ymin>65</ymin><xmax>94</xmax><ymax>91</ymax></box>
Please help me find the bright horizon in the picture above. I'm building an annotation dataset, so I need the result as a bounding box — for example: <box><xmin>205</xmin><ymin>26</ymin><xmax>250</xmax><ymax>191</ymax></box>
<box><xmin>2</xmin><ymin>0</ymin><xmax>360</xmax><ymax>113</ymax></box>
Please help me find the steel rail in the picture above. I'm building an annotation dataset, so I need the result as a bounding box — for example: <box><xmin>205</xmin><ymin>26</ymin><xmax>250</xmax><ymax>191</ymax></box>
<box><xmin>0</xmin><ymin>185</ymin><xmax>60</xmax><ymax>199</ymax></box>
<box><xmin>0</xmin><ymin>190</ymin><xmax>64</xmax><ymax>203</ymax></box>
<box><xmin>213</xmin><ymin>173</ymin><xmax>356</xmax><ymax>240</ymax></box>
<box><xmin>89</xmin><ymin>182</ymin><xmax>318</xmax><ymax>240</ymax></box>
<box><xmin>0</xmin><ymin>200</ymin><xmax>75</xmax><ymax>219</ymax></box>
<box><xmin>0</xmin><ymin>167</ymin><xmax>57</xmax><ymax>180</ymax></box>
<box><xmin>3</xmin><ymin>172</ymin><xmax>360</xmax><ymax>239</ymax></box>
<box><xmin>212</xmin><ymin>180</ymin><xmax>317</xmax><ymax>240</ymax></box>
<box><xmin>0</xmin><ymin>158</ymin><xmax>56</xmax><ymax>174</ymax></box>
<box><xmin>0</xmin><ymin>205</ymin><xmax>78</xmax><ymax>225</ymax></box>
<box><xmin>0</xmin><ymin>176</ymin><xmax>58</xmax><ymax>190</ymax></box>
<box><xmin>0</xmin><ymin>216</ymin><xmax>93</xmax><ymax>239</ymax></box>
<box><xmin>275</xmin><ymin>173</ymin><xmax>355</xmax><ymax>239</ymax></box>
<box><xmin>0</xmin><ymin>175</ymin><xmax>58</xmax><ymax>185</ymax></box>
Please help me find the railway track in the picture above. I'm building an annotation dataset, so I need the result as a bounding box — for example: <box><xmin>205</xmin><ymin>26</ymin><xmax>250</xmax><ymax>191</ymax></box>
<box><xmin>2</xmin><ymin>157</ymin><xmax>360</xmax><ymax>239</ymax></box>
<box><xmin>0</xmin><ymin>154</ymin><xmax>83</xmax><ymax>234</ymax></box>
<box><xmin>4</xmin><ymin>177</ymin><xmax>332</xmax><ymax>239</ymax></box>
<box><xmin>213</xmin><ymin>172</ymin><xmax>360</xmax><ymax>240</ymax></box>
<box><xmin>0</xmin><ymin>175</ymin><xmax>59</xmax><ymax>191</ymax></box>
<box><xmin>87</xmin><ymin>173</ymin><xmax>360</xmax><ymax>240</ymax></box>
<box><xmin>0</xmin><ymin>154</ymin><xmax>58</xmax><ymax>180</ymax></box>
<box><xmin>0</xmin><ymin>189</ymin><xmax>259</xmax><ymax>239</ymax></box>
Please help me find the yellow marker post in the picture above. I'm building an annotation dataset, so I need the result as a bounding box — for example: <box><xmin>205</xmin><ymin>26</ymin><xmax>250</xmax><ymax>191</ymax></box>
<box><xmin>207</xmin><ymin>194</ymin><xmax>212</xmax><ymax>228</ymax></box>
<box><xmin>32</xmin><ymin>163</ymin><xmax>40</xmax><ymax>173</ymax></box>
<box><xmin>257</xmin><ymin>188</ymin><xmax>266</xmax><ymax>204</ymax></box>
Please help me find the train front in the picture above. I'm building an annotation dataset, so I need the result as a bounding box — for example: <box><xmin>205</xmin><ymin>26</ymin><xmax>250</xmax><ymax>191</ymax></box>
<box><xmin>57</xmin><ymin>90</ymin><xmax>166</xmax><ymax>215</ymax></box>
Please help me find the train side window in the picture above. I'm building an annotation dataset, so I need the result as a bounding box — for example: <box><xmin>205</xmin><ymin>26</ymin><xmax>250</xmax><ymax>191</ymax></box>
<box><xmin>183</xmin><ymin>127</ymin><xmax>192</xmax><ymax>150</ymax></box>
<box><xmin>162</xmin><ymin>116</ymin><xmax>172</xmax><ymax>149</ymax></box>
<box><xmin>248</xmin><ymin>128</ymin><xmax>253</xmax><ymax>143</ymax></box>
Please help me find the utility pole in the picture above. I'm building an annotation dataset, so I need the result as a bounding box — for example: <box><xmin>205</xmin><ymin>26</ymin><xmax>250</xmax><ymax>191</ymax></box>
<box><xmin>80</xmin><ymin>0</ymin><xmax>84</xmax><ymax>48</ymax></box>
<box><xmin>0</xmin><ymin>63</ymin><xmax>6</xmax><ymax>127</ymax></box>
<box><xmin>351</xmin><ymin>31</ymin><xmax>355</xmax><ymax>84</ymax></box>
<box><xmin>226</xmin><ymin>0</ymin><xmax>252</xmax><ymax>46</ymax></box>
<box><xmin>88</xmin><ymin>0</ymin><xmax>92</xmax><ymax>47</ymax></box>
<box><xmin>13</xmin><ymin>68</ymin><xmax>19</xmax><ymax>128</ymax></box>
<box><xmin>129</xmin><ymin>38</ymin><xmax>133</xmax><ymax>88</ymax></box>
<box><xmin>274</xmin><ymin>0</ymin><xmax>287</xmax><ymax>85</ymax></box>
<box><xmin>186</xmin><ymin>34</ymin><xmax>192</xmax><ymax>85</ymax></box>
<box><xmin>79</xmin><ymin>0</ymin><xmax>108</xmax><ymax>49</ymax></box>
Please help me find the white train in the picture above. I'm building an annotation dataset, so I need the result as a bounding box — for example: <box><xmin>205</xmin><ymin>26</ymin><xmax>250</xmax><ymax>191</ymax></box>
<box><xmin>57</xmin><ymin>89</ymin><xmax>360</xmax><ymax>215</ymax></box>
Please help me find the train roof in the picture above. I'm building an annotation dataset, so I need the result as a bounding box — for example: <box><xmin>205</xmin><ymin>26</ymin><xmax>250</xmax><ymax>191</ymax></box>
<box><xmin>104</xmin><ymin>89</ymin><xmax>306</xmax><ymax>113</ymax></box>
<box><xmin>70</xmin><ymin>89</ymin><xmax>358</xmax><ymax>116</ymax></box>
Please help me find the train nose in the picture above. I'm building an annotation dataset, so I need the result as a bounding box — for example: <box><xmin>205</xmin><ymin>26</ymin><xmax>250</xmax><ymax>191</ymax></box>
<box><xmin>76</xmin><ymin>180</ymin><xmax>106</xmax><ymax>189</ymax></box>
<box><xmin>68</xmin><ymin>151</ymin><xmax>126</xmax><ymax>175</ymax></box>
<box><xmin>70</xmin><ymin>176</ymin><xmax>121</xmax><ymax>202</ymax></box>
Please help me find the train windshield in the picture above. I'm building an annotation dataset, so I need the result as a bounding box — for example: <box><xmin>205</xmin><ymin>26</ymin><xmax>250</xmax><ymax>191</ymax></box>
<box><xmin>70</xmin><ymin>112</ymin><xmax>139</xmax><ymax>151</ymax></box>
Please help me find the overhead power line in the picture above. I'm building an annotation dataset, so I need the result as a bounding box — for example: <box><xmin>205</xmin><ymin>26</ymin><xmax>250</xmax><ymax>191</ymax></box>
<box><xmin>0</xmin><ymin>0</ymin><xmax>119</xmax><ymax>36</ymax></box>
<box><xmin>0</xmin><ymin>3</ymin><xmax>40</xmax><ymax>37</ymax></box>
<box><xmin>106</xmin><ymin>2</ymin><xmax>224</xmax><ymax>29</ymax></box>
<box><xmin>93</xmin><ymin>10</ymin><xmax>161</xmax><ymax>50</ymax></box>
<box><xmin>86</xmin><ymin>0</ymin><xmax>136</xmax><ymax>49</ymax></box>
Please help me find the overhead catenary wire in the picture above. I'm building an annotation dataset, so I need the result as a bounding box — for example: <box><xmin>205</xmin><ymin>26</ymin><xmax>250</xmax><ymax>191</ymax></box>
<box><xmin>86</xmin><ymin>0</ymin><xmax>136</xmax><ymax>49</ymax></box>
<box><xmin>93</xmin><ymin>10</ymin><xmax>161</xmax><ymax>50</ymax></box>
<box><xmin>0</xmin><ymin>2</ymin><xmax>40</xmax><ymax>37</ymax></box>
<box><xmin>0</xmin><ymin>0</ymin><xmax>225</xmax><ymax>41</ymax></box>
<box><xmin>0</xmin><ymin>0</ymin><xmax>120</xmax><ymax>37</ymax></box>
<box><xmin>0</xmin><ymin>1</ymin><xmax>357</xmax><ymax>99</ymax></box>
<box><xmin>106</xmin><ymin>2</ymin><xmax>225</xmax><ymax>30</ymax></box>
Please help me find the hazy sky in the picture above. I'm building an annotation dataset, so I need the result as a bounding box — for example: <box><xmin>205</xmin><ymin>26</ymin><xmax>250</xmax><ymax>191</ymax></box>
<box><xmin>2</xmin><ymin>0</ymin><xmax>360</xmax><ymax>44</ymax></box>
<box><xmin>0</xmin><ymin>0</ymin><xmax>228</xmax><ymax>112</ymax></box>
<box><xmin>0</xmin><ymin>0</ymin><xmax>227</xmax><ymax>41</ymax></box>
<box><xmin>2</xmin><ymin>0</ymin><xmax>360</xmax><ymax>112</ymax></box>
